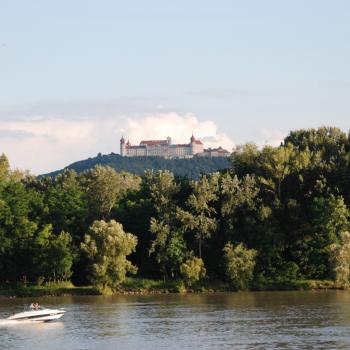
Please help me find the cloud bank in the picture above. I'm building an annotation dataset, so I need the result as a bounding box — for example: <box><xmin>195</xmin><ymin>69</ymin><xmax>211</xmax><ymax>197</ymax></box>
<box><xmin>0</xmin><ymin>113</ymin><xmax>235</xmax><ymax>174</ymax></box>
<box><xmin>122</xmin><ymin>113</ymin><xmax>234</xmax><ymax>150</ymax></box>
<box><xmin>257</xmin><ymin>128</ymin><xmax>286</xmax><ymax>147</ymax></box>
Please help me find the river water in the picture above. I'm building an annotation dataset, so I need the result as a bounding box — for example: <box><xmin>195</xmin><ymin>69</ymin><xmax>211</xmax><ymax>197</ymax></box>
<box><xmin>1</xmin><ymin>291</ymin><xmax>350</xmax><ymax>349</ymax></box>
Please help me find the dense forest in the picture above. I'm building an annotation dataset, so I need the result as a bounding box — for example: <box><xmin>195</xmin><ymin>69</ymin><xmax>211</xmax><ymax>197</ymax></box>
<box><xmin>44</xmin><ymin>153</ymin><xmax>231</xmax><ymax>180</ymax></box>
<box><xmin>2</xmin><ymin>126</ymin><xmax>350</xmax><ymax>293</ymax></box>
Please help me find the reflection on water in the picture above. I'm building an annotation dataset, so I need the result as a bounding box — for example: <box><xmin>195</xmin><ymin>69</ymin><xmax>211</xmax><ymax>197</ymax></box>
<box><xmin>1</xmin><ymin>291</ymin><xmax>350</xmax><ymax>349</ymax></box>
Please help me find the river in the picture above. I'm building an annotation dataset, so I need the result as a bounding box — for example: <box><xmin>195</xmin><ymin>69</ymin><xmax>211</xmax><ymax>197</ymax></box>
<box><xmin>1</xmin><ymin>291</ymin><xmax>350</xmax><ymax>349</ymax></box>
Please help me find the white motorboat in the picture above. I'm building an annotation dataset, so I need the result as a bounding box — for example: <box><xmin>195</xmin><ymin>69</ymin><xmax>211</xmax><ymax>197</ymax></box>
<box><xmin>7</xmin><ymin>304</ymin><xmax>66</xmax><ymax>322</ymax></box>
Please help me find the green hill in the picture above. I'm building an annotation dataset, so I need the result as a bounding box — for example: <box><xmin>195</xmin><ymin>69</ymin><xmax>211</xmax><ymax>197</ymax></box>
<box><xmin>43</xmin><ymin>153</ymin><xmax>231</xmax><ymax>179</ymax></box>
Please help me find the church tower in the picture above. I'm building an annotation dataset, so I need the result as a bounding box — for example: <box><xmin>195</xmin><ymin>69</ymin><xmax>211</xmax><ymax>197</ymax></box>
<box><xmin>120</xmin><ymin>136</ymin><xmax>126</xmax><ymax>156</ymax></box>
<box><xmin>190</xmin><ymin>133</ymin><xmax>203</xmax><ymax>155</ymax></box>
<box><xmin>190</xmin><ymin>133</ymin><xmax>196</xmax><ymax>155</ymax></box>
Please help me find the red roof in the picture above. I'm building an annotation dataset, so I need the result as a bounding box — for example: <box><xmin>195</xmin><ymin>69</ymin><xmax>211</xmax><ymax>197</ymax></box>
<box><xmin>194</xmin><ymin>140</ymin><xmax>203</xmax><ymax>145</ymax></box>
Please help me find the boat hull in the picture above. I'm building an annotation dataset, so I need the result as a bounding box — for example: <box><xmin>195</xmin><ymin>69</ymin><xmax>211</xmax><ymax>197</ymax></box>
<box><xmin>8</xmin><ymin>309</ymin><xmax>66</xmax><ymax>322</ymax></box>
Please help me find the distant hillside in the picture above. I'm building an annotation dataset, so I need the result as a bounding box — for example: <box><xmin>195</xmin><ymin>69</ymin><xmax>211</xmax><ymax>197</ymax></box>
<box><xmin>43</xmin><ymin>153</ymin><xmax>231</xmax><ymax>179</ymax></box>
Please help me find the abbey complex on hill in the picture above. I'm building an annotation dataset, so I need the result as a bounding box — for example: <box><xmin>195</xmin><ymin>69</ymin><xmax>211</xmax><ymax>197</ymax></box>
<box><xmin>120</xmin><ymin>134</ymin><xmax>231</xmax><ymax>158</ymax></box>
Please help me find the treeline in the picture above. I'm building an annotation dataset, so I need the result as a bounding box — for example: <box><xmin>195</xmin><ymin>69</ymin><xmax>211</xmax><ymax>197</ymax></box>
<box><xmin>44</xmin><ymin>153</ymin><xmax>231</xmax><ymax>180</ymax></box>
<box><xmin>2</xmin><ymin>126</ymin><xmax>350</xmax><ymax>292</ymax></box>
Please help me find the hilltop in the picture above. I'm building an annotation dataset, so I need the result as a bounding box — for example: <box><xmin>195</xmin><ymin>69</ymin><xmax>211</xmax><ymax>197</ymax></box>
<box><xmin>43</xmin><ymin>153</ymin><xmax>231</xmax><ymax>179</ymax></box>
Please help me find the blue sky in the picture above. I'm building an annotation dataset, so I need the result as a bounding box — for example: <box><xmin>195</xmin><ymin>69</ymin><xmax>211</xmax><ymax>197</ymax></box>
<box><xmin>1</xmin><ymin>1</ymin><xmax>350</xmax><ymax>173</ymax></box>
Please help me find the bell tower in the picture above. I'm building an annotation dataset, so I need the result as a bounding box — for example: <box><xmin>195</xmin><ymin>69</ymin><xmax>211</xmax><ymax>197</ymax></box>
<box><xmin>120</xmin><ymin>136</ymin><xmax>126</xmax><ymax>156</ymax></box>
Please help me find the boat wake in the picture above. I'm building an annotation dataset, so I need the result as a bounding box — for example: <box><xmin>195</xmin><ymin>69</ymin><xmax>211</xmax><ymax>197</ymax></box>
<box><xmin>0</xmin><ymin>318</ymin><xmax>64</xmax><ymax>328</ymax></box>
<box><xmin>0</xmin><ymin>319</ymin><xmax>34</xmax><ymax>326</ymax></box>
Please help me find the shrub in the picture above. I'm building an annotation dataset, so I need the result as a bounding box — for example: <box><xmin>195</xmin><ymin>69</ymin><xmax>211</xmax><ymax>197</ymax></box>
<box><xmin>223</xmin><ymin>242</ymin><xmax>257</xmax><ymax>290</ymax></box>
<box><xmin>180</xmin><ymin>256</ymin><xmax>206</xmax><ymax>286</ymax></box>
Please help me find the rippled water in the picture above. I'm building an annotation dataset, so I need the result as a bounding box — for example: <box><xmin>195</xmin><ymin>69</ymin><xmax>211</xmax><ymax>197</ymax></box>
<box><xmin>1</xmin><ymin>291</ymin><xmax>350</xmax><ymax>349</ymax></box>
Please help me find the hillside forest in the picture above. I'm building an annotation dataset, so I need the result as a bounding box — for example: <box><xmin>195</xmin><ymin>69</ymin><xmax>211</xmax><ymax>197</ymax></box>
<box><xmin>44</xmin><ymin>152</ymin><xmax>231</xmax><ymax>180</ymax></box>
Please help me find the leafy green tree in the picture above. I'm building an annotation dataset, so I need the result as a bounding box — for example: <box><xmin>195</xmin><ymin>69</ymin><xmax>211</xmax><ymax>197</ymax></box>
<box><xmin>34</xmin><ymin>225</ymin><xmax>74</xmax><ymax>282</ymax></box>
<box><xmin>144</xmin><ymin>171</ymin><xmax>187</xmax><ymax>280</ymax></box>
<box><xmin>146</xmin><ymin>170</ymin><xmax>188</xmax><ymax>279</ymax></box>
<box><xmin>0</xmin><ymin>180</ymin><xmax>42</xmax><ymax>282</ymax></box>
<box><xmin>221</xmin><ymin>174</ymin><xmax>259</xmax><ymax>221</ymax></box>
<box><xmin>231</xmin><ymin>143</ymin><xmax>260</xmax><ymax>177</ymax></box>
<box><xmin>81</xmin><ymin>220</ymin><xmax>138</xmax><ymax>290</ymax></box>
<box><xmin>330</xmin><ymin>231</ymin><xmax>350</xmax><ymax>287</ymax></box>
<box><xmin>306</xmin><ymin>194</ymin><xmax>350</xmax><ymax>278</ymax></box>
<box><xmin>43</xmin><ymin>170</ymin><xmax>87</xmax><ymax>239</ymax></box>
<box><xmin>0</xmin><ymin>153</ymin><xmax>10</xmax><ymax>183</ymax></box>
<box><xmin>84</xmin><ymin>166</ymin><xmax>141</xmax><ymax>219</ymax></box>
<box><xmin>223</xmin><ymin>242</ymin><xmax>257</xmax><ymax>289</ymax></box>
<box><xmin>285</xmin><ymin>127</ymin><xmax>348</xmax><ymax>156</ymax></box>
<box><xmin>144</xmin><ymin>170</ymin><xmax>178</xmax><ymax>215</ymax></box>
<box><xmin>149</xmin><ymin>218</ymin><xmax>187</xmax><ymax>279</ymax></box>
<box><xmin>220</xmin><ymin>174</ymin><xmax>260</xmax><ymax>244</ymax></box>
<box><xmin>113</xmin><ymin>190</ymin><xmax>157</xmax><ymax>277</ymax></box>
<box><xmin>259</xmin><ymin>144</ymin><xmax>298</xmax><ymax>200</ymax></box>
<box><xmin>177</xmin><ymin>174</ymin><xmax>219</xmax><ymax>258</ymax></box>
<box><xmin>180</xmin><ymin>256</ymin><xmax>206</xmax><ymax>286</ymax></box>
<box><xmin>48</xmin><ymin>231</ymin><xmax>74</xmax><ymax>281</ymax></box>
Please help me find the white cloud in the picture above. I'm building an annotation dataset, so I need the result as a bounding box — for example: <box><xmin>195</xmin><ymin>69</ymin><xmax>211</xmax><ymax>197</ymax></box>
<box><xmin>256</xmin><ymin>128</ymin><xmax>286</xmax><ymax>147</ymax></box>
<box><xmin>0</xmin><ymin>113</ymin><xmax>234</xmax><ymax>174</ymax></box>
<box><xmin>0</xmin><ymin>118</ymin><xmax>97</xmax><ymax>144</ymax></box>
<box><xmin>122</xmin><ymin>113</ymin><xmax>235</xmax><ymax>151</ymax></box>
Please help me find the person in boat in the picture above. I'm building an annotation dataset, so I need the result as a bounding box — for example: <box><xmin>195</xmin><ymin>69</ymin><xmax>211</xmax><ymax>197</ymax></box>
<box><xmin>30</xmin><ymin>302</ymin><xmax>40</xmax><ymax>310</ymax></box>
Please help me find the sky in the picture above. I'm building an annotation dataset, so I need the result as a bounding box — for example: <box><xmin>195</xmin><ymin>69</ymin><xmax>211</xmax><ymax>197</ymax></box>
<box><xmin>1</xmin><ymin>0</ymin><xmax>350</xmax><ymax>174</ymax></box>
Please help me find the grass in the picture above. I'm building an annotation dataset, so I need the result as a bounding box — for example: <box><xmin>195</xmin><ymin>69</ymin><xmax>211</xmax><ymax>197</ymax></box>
<box><xmin>0</xmin><ymin>281</ymin><xmax>99</xmax><ymax>298</ymax></box>
<box><xmin>120</xmin><ymin>277</ymin><xmax>184</xmax><ymax>293</ymax></box>
<box><xmin>120</xmin><ymin>277</ymin><xmax>234</xmax><ymax>293</ymax></box>
<box><xmin>0</xmin><ymin>278</ymin><xmax>342</xmax><ymax>298</ymax></box>
<box><xmin>252</xmin><ymin>278</ymin><xmax>338</xmax><ymax>291</ymax></box>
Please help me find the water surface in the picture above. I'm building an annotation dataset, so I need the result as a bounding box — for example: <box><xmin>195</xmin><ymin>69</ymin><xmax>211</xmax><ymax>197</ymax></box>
<box><xmin>1</xmin><ymin>291</ymin><xmax>350</xmax><ymax>349</ymax></box>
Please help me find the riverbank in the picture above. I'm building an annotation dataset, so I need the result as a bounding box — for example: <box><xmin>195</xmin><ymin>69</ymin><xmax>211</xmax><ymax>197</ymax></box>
<box><xmin>0</xmin><ymin>278</ymin><xmax>343</xmax><ymax>298</ymax></box>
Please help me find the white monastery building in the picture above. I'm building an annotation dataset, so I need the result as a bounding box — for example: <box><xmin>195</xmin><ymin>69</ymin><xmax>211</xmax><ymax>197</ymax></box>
<box><xmin>120</xmin><ymin>135</ymin><xmax>231</xmax><ymax>158</ymax></box>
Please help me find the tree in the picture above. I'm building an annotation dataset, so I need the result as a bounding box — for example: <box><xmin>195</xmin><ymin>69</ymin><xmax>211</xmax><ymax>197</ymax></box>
<box><xmin>146</xmin><ymin>170</ymin><xmax>188</xmax><ymax>279</ymax></box>
<box><xmin>0</xmin><ymin>180</ymin><xmax>42</xmax><ymax>282</ymax></box>
<box><xmin>177</xmin><ymin>174</ymin><xmax>219</xmax><ymax>258</ymax></box>
<box><xmin>44</xmin><ymin>170</ymin><xmax>87</xmax><ymax>239</ymax></box>
<box><xmin>0</xmin><ymin>153</ymin><xmax>10</xmax><ymax>183</ymax></box>
<box><xmin>258</xmin><ymin>145</ymin><xmax>295</xmax><ymax>200</ymax></box>
<box><xmin>306</xmin><ymin>194</ymin><xmax>350</xmax><ymax>278</ymax></box>
<box><xmin>84</xmin><ymin>166</ymin><xmax>141</xmax><ymax>219</ymax></box>
<box><xmin>231</xmin><ymin>143</ymin><xmax>260</xmax><ymax>177</ymax></box>
<box><xmin>223</xmin><ymin>242</ymin><xmax>257</xmax><ymax>289</ymax></box>
<box><xmin>221</xmin><ymin>174</ymin><xmax>259</xmax><ymax>221</ymax></box>
<box><xmin>34</xmin><ymin>225</ymin><xmax>74</xmax><ymax>282</ymax></box>
<box><xmin>220</xmin><ymin>174</ymin><xmax>260</xmax><ymax>244</ymax></box>
<box><xmin>180</xmin><ymin>256</ymin><xmax>206</xmax><ymax>286</ymax></box>
<box><xmin>81</xmin><ymin>220</ymin><xmax>138</xmax><ymax>290</ymax></box>
<box><xmin>330</xmin><ymin>231</ymin><xmax>350</xmax><ymax>287</ymax></box>
<box><xmin>144</xmin><ymin>170</ymin><xmax>178</xmax><ymax>215</ymax></box>
<box><xmin>149</xmin><ymin>218</ymin><xmax>187</xmax><ymax>279</ymax></box>
<box><xmin>48</xmin><ymin>231</ymin><xmax>74</xmax><ymax>281</ymax></box>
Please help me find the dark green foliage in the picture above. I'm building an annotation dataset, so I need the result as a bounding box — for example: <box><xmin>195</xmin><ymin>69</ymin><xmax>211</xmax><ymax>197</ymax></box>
<box><xmin>3</xmin><ymin>126</ymin><xmax>350</xmax><ymax>290</ymax></box>
<box><xmin>81</xmin><ymin>220</ymin><xmax>138</xmax><ymax>291</ymax></box>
